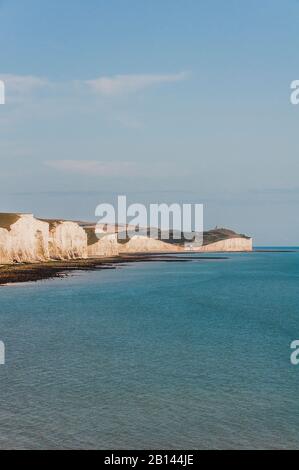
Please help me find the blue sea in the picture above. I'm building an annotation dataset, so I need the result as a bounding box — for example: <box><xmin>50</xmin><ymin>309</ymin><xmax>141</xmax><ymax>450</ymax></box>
<box><xmin>0</xmin><ymin>250</ymin><xmax>299</xmax><ymax>449</ymax></box>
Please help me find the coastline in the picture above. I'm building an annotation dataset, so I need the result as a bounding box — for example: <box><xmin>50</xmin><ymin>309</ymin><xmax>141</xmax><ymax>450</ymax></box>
<box><xmin>0</xmin><ymin>253</ymin><xmax>226</xmax><ymax>286</ymax></box>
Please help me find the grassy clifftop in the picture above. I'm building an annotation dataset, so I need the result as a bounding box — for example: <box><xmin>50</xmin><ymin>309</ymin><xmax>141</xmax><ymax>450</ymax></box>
<box><xmin>202</xmin><ymin>228</ymin><xmax>251</xmax><ymax>246</ymax></box>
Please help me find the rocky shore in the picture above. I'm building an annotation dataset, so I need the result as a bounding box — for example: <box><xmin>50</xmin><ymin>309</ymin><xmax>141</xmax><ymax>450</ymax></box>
<box><xmin>0</xmin><ymin>253</ymin><xmax>227</xmax><ymax>286</ymax></box>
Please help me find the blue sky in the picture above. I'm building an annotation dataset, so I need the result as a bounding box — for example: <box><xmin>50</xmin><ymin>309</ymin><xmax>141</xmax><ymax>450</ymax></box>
<box><xmin>0</xmin><ymin>0</ymin><xmax>299</xmax><ymax>244</ymax></box>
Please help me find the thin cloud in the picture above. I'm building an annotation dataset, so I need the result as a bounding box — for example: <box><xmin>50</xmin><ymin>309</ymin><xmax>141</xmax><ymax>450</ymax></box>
<box><xmin>85</xmin><ymin>72</ymin><xmax>189</xmax><ymax>96</ymax></box>
<box><xmin>45</xmin><ymin>160</ymin><xmax>136</xmax><ymax>177</ymax></box>
<box><xmin>0</xmin><ymin>71</ymin><xmax>189</xmax><ymax>99</ymax></box>
<box><xmin>45</xmin><ymin>159</ymin><xmax>194</xmax><ymax>180</ymax></box>
<box><xmin>0</xmin><ymin>74</ymin><xmax>49</xmax><ymax>95</ymax></box>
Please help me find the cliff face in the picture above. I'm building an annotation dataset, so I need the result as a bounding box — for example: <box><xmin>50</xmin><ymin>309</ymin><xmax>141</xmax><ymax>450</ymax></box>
<box><xmin>193</xmin><ymin>237</ymin><xmax>253</xmax><ymax>252</ymax></box>
<box><xmin>0</xmin><ymin>214</ymin><xmax>88</xmax><ymax>264</ymax></box>
<box><xmin>0</xmin><ymin>228</ymin><xmax>12</xmax><ymax>264</ymax></box>
<box><xmin>47</xmin><ymin>220</ymin><xmax>87</xmax><ymax>260</ymax></box>
<box><xmin>87</xmin><ymin>233</ymin><xmax>120</xmax><ymax>257</ymax></box>
<box><xmin>119</xmin><ymin>235</ymin><xmax>183</xmax><ymax>253</ymax></box>
<box><xmin>0</xmin><ymin>214</ymin><xmax>253</xmax><ymax>265</ymax></box>
<box><xmin>84</xmin><ymin>226</ymin><xmax>119</xmax><ymax>257</ymax></box>
<box><xmin>0</xmin><ymin>214</ymin><xmax>49</xmax><ymax>264</ymax></box>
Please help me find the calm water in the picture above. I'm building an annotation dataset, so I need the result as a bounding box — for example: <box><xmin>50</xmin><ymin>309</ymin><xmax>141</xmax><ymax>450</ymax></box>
<box><xmin>0</xmin><ymin>251</ymin><xmax>299</xmax><ymax>449</ymax></box>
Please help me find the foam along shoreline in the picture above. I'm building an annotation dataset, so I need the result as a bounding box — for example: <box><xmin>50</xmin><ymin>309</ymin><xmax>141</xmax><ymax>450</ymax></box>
<box><xmin>0</xmin><ymin>253</ymin><xmax>228</xmax><ymax>286</ymax></box>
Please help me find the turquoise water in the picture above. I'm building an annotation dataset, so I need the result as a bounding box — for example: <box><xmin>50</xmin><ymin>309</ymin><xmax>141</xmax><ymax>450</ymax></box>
<box><xmin>0</xmin><ymin>251</ymin><xmax>299</xmax><ymax>449</ymax></box>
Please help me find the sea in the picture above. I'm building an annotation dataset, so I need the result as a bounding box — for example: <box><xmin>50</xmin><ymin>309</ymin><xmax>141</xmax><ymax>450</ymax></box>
<box><xmin>0</xmin><ymin>249</ymin><xmax>299</xmax><ymax>449</ymax></box>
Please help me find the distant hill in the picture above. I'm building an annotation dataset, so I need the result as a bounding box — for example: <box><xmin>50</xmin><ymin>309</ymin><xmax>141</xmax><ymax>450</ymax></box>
<box><xmin>201</xmin><ymin>228</ymin><xmax>251</xmax><ymax>246</ymax></box>
<box><xmin>115</xmin><ymin>227</ymin><xmax>251</xmax><ymax>247</ymax></box>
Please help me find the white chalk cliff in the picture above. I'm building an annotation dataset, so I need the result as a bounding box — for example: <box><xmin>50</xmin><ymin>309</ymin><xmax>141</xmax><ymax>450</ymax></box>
<box><xmin>0</xmin><ymin>214</ymin><xmax>49</xmax><ymax>264</ymax></box>
<box><xmin>45</xmin><ymin>220</ymin><xmax>87</xmax><ymax>260</ymax></box>
<box><xmin>119</xmin><ymin>235</ymin><xmax>183</xmax><ymax>253</ymax></box>
<box><xmin>194</xmin><ymin>237</ymin><xmax>252</xmax><ymax>252</ymax></box>
<box><xmin>84</xmin><ymin>226</ymin><xmax>120</xmax><ymax>257</ymax></box>
<box><xmin>0</xmin><ymin>214</ymin><xmax>253</xmax><ymax>265</ymax></box>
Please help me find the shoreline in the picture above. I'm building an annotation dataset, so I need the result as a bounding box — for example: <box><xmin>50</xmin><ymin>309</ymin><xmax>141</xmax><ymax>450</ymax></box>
<box><xmin>0</xmin><ymin>249</ymin><xmax>294</xmax><ymax>286</ymax></box>
<box><xmin>0</xmin><ymin>253</ymin><xmax>227</xmax><ymax>286</ymax></box>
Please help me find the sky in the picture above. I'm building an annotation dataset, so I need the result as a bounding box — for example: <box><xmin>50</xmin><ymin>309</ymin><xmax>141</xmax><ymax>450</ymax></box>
<box><xmin>0</xmin><ymin>0</ymin><xmax>299</xmax><ymax>244</ymax></box>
